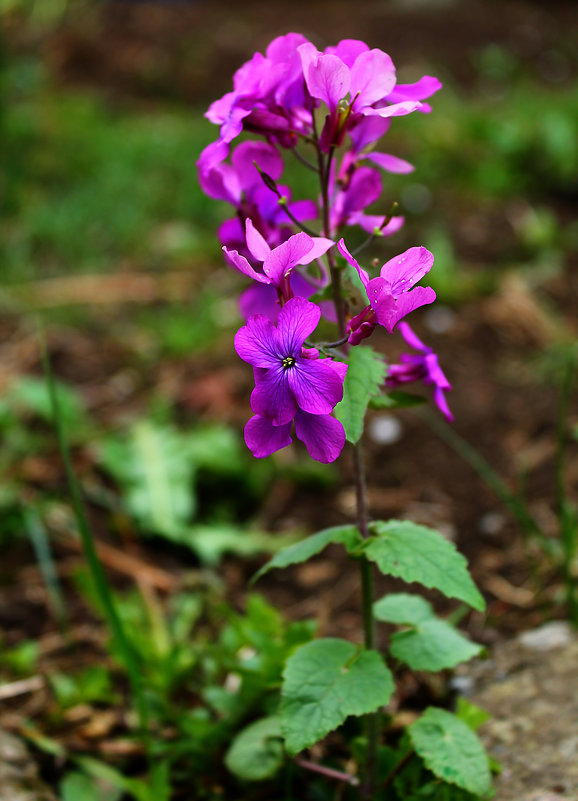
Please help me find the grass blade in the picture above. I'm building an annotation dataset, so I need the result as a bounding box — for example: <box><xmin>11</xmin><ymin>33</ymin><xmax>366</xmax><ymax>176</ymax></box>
<box><xmin>40</xmin><ymin>329</ymin><xmax>150</xmax><ymax>748</ymax></box>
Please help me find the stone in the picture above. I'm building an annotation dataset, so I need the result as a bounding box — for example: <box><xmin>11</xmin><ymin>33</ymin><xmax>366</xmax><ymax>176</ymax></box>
<box><xmin>0</xmin><ymin>730</ymin><xmax>57</xmax><ymax>801</ymax></box>
<box><xmin>466</xmin><ymin>626</ymin><xmax>578</xmax><ymax>800</ymax></box>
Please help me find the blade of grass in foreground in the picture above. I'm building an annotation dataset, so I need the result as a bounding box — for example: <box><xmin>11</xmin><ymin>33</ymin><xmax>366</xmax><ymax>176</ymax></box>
<box><xmin>24</xmin><ymin>506</ymin><xmax>69</xmax><ymax>636</ymax></box>
<box><xmin>40</xmin><ymin>329</ymin><xmax>151</xmax><ymax>749</ymax></box>
<box><xmin>421</xmin><ymin>408</ymin><xmax>558</xmax><ymax>558</ymax></box>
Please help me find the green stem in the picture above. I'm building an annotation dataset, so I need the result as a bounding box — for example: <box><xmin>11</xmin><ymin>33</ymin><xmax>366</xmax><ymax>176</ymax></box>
<box><xmin>41</xmin><ymin>331</ymin><xmax>151</xmax><ymax>751</ymax></box>
<box><xmin>317</xmin><ymin>143</ymin><xmax>347</xmax><ymax>339</ymax></box>
<box><xmin>314</xmin><ymin>123</ymin><xmax>378</xmax><ymax>795</ymax></box>
<box><xmin>353</xmin><ymin>443</ymin><xmax>379</xmax><ymax>798</ymax></box>
<box><xmin>277</xmin><ymin>196</ymin><xmax>320</xmax><ymax>237</ymax></box>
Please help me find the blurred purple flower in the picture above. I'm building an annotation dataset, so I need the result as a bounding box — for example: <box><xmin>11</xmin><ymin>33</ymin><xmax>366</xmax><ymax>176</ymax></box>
<box><xmin>386</xmin><ymin>322</ymin><xmax>453</xmax><ymax>420</ymax></box>
<box><xmin>201</xmin><ymin>35</ymin><xmax>441</xmax><ymax>158</ymax></box>
<box><xmin>198</xmin><ymin>140</ymin><xmax>318</xmax><ymax>257</ymax></box>
<box><xmin>298</xmin><ymin>40</ymin><xmax>441</xmax><ymax>151</ymax></box>
<box><xmin>329</xmin><ymin>163</ymin><xmax>404</xmax><ymax>236</ymax></box>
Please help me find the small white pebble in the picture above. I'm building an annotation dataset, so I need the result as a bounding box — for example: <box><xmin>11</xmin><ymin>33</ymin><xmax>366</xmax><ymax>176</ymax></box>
<box><xmin>478</xmin><ymin>511</ymin><xmax>506</xmax><ymax>537</ymax></box>
<box><xmin>518</xmin><ymin>621</ymin><xmax>572</xmax><ymax>652</ymax></box>
<box><xmin>449</xmin><ymin>675</ymin><xmax>475</xmax><ymax>695</ymax></box>
<box><xmin>368</xmin><ymin>414</ymin><xmax>403</xmax><ymax>445</ymax></box>
<box><xmin>424</xmin><ymin>306</ymin><xmax>457</xmax><ymax>334</ymax></box>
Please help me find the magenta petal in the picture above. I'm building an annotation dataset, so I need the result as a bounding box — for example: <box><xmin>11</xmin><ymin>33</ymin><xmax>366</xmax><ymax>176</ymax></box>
<box><xmin>296</xmin><ymin>236</ymin><xmax>334</xmax><ymax>264</ymax></box>
<box><xmin>223</xmin><ymin>247</ymin><xmax>270</xmax><ymax>284</ymax></box>
<box><xmin>336</xmin><ymin>239</ymin><xmax>370</xmax><ymax>288</ymax></box>
<box><xmin>327</xmin><ymin>359</ymin><xmax>348</xmax><ymax>383</ymax></box>
<box><xmin>287</xmin><ymin>358</ymin><xmax>344</xmax><ymax>415</ymax></box>
<box><xmin>266</xmin><ymin>31</ymin><xmax>310</xmax><ymax>61</ymax></box>
<box><xmin>197</xmin><ymin>140</ymin><xmax>229</xmax><ymax>172</ymax></box>
<box><xmin>234</xmin><ymin>316</ymin><xmax>280</xmax><ymax>367</ymax></box>
<box><xmin>232</xmin><ymin>141</ymin><xmax>283</xmax><ymax>189</ymax></box>
<box><xmin>349</xmin><ymin>116</ymin><xmax>391</xmax><ymax>152</ymax></box>
<box><xmin>294</xmin><ymin>410</ymin><xmax>346</xmax><ymax>463</ymax></box>
<box><xmin>197</xmin><ymin>161</ymin><xmax>240</xmax><ymax>204</ymax></box>
<box><xmin>370</xmin><ymin>283</ymin><xmax>436</xmax><ymax>332</ymax></box>
<box><xmin>433</xmin><ymin>385</ymin><xmax>453</xmax><ymax>422</ymax></box>
<box><xmin>350</xmin><ymin>49</ymin><xmax>396</xmax><ymax>108</ymax></box>
<box><xmin>287</xmin><ymin>199</ymin><xmax>318</xmax><ymax>222</ymax></box>
<box><xmin>325</xmin><ymin>39</ymin><xmax>369</xmax><ymax>68</ymax></box>
<box><xmin>263</xmin><ymin>233</ymin><xmax>314</xmax><ymax>285</ymax></box>
<box><xmin>387</xmin><ymin>76</ymin><xmax>442</xmax><ymax>104</ymax></box>
<box><xmin>363</xmin><ymin>100</ymin><xmax>422</xmax><ymax>119</ymax></box>
<box><xmin>245</xmin><ymin>219</ymin><xmax>271</xmax><ymax>262</ymax></box>
<box><xmin>380</xmin><ymin>246</ymin><xmax>434</xmax><ymax>296</ymax></box>
<box><xmin>218</xmin><ymin>217</ymin><xmax>244</xmax><ymax>250</ymax></box>
<box><xmin>300</xmin><ymin>50</ymin><xmax>350</xmax><ymax>111</ymax></box>
<box><xmin>239</xmin><ymin>283</ymin><xmax>279</xmax><ymax>321</ymax></box>
<box><xmin>349</xmin><ymin>212</ymin><xmax>405</xmax><ymax>236</ymax></box>
<box><xmin>398</xmin><ymin>322</ymin><xmax>428</xmax><ymax>352</ymax></box>
<box><xmin>244</xmin><ymin>415</ymin><xmax>292</xmax><ymax>458</ymax></box>
<box><xmin>276</xmin><ymin>297</ymin><xmax>321</xmax><ymax>354</ymax></box>
<box><xmin>365</xmin><ymin>152</ymin><xmax>414</xmax><ymax>174</ymax></box>
<box><xmin>341</xmin><ymin>167</ymin><xmax>382</xmax><ymax>216</ymax></box>
<box><xmin>251</xmin><ymin>366</ymin><xmax>297</xmax><ymax>425</ymax></box>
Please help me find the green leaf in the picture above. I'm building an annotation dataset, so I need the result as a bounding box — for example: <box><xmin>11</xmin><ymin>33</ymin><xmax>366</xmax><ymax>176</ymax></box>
<box><xmin>254</xmin><ymin>525</ymin><xmax>362</xmax><ymax>581</ymax></box>
<box><xmin>369</xmin><ymin>391</ymin><xmax>426</xmax><ymax>410</ymax></box>
<box><xmin>364</xmin><ymin>521</ymin><xmax>485</xmax><ymax>611</ymax></box>
<box><xmin>455</xmin><ymin>697</ymin><xmax>491</xmax><ymax>732</ymax></box>
<box><xmin>280</xmin><ymin>638</ymin><xmax>394</xmax><ymax>754</ymax></box>
<box><xmin>8</xmin><ymin>376</ymin><xmax>89</xmax><ymax>437</ymax></box>
<box><xmin>374</xmin><ymin>593</ymin><xmax>481</xmax><ymax>671</ymax></box>
<box><xmin>99</xmin><ymin>420</ymin><xmax>196</xmax><ymax>540</ymax></box>
<box><xmin>390</xmin><ymin>620</ymin><xmax>481</xmax><ymax>671</ymax></box>
<box><xmin>188</xmin><ymin>524</ymin><xmax>291</xmax><ymax>567</ymax></box>
<box><xmin>373</xmin><ymin>593</ymin><xmax>434</xmax><ymax>625</ymax></box>
<box><xmin>408</xmin><ymin>707</ymin><xmax>492</xmax><ymax>796</ymax></box>
<box><xmin>334</xmin><ymin>347</ymin><xmax>386</xmax><ymax>443</ymax></box>
<box><xmin>60</xmin><ymin>771</ymin><xmax>122</xmax><ymax>801</ymax></box>
<box><xmin>225</xmin><ymin>716</ymin><xmax>284</xmax><ymax>781</ymax></box>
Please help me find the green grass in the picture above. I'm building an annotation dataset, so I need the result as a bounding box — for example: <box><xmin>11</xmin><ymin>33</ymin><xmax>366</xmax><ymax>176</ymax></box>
<box><xmin>1</xmin><ymin>58</ymin><xmax>225</xmax><ymax>282</ymax></box>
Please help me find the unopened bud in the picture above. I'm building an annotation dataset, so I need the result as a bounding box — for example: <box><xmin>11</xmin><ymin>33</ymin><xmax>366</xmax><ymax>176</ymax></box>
<box><xmin>253</xmin><ymin>161</ymin><xmax>282</xmax><ymax>197</ymax></box>
<box><xmin>379</xmin><ymin>201</ymin><xmax>400</xmax><ymax>231</ymax></box>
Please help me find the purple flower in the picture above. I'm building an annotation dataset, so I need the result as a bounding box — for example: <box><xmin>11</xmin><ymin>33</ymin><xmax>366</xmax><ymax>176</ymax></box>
<box><xmin>298</xmin><ymin>40</ymin><xmax>441</xmax><ymax>151</ymax></box>
<box><xmin>203</xmin><ymin>33</ymin><xmax>314</xmax><ymax>157</ymax></box>
<box><xmin>197</xmin><ymin>140</ymin><xmax>284</xmax><ymax>205</ymax></box>
<box><xmin>225</xmin><ymin>222</ymin><xmax>333</xmax><ymax>305</ymax></box>
<box><xmin>201</xmin><ymin>35</ymin><xmax>441</xmax><ymax>158</ymax></box>
<box><xmin>337</xmin><ymin>238</ymin><xmax>436</xmax><ymax>337</ymax></box>
<box><xmin>234</xmin><ymin>297</ymin><xmax>346</xmax><ymax>426</ymax></box>
<box><xmin>329</xmin><ymin>162</ymin><xmax>404</xmax><ymax>236</ymax></box>
<box><xmin>244</xmin><ymin>409</ymin><xmax>346</xmax><ymax>463</ymax></box>
<box><xmin>386</xmin><ymin>322</ymin><xmax>453</xmax><ymax>420</ymax></box>
<box><xmin>198</xmin><ymin>140</ymin><xmax>318</xmax><ymax>256</ymax></box>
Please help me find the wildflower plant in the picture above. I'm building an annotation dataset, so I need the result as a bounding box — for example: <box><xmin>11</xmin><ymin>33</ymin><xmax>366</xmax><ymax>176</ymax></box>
<box><xmin>199</xmin><ymin>34</ymin><xmax>491</xmax><ymax>799</ymax></box>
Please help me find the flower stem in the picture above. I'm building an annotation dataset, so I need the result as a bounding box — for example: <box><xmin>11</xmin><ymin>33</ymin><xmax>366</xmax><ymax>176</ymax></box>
<box><xmin>295</xmin><ymin>758</ymin><xmax>360</xmax><ymax>787</ymax></box>
<box><xmin>353</xmin><ymin>441</ymin><xmax>380</xmax><ymax>798</ymax></box>
<box><xmin>317</xmin><ymin>142</ymin><xmax>347</xmax><ymax>339</ymax></box>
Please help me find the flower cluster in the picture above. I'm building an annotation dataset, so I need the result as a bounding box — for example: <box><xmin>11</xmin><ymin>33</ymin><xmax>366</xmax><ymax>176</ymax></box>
<box><xmin>199</xmin><ymin>34</ymin><xmax>452</xmax><ymax>462</ymax></box>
